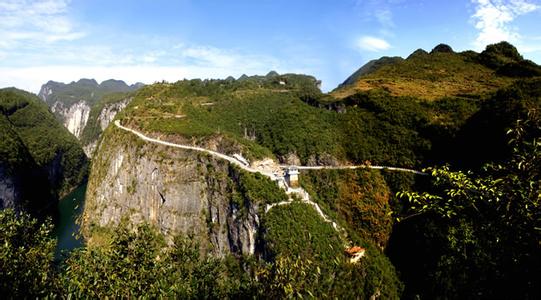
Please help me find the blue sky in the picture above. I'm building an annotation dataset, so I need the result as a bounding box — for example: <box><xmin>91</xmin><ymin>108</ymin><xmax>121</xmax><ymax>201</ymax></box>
<box><xmin>1</xmin><ymin>0</ymin><xmax>541</xmax><ymax>93</ymax></box>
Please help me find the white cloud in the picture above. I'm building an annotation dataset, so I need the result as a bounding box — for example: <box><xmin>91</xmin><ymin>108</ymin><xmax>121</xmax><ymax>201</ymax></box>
<box><xmin>357</xmin><ymin>36</ymin><xmax>391</xmax><ymax>52</ymax></box>
<box><xmin>471</xmin><ymin>0</ymin><xmax>539</xmax><ymax>50</ymax></box>
<box><xmin>0</xmin><ymin>0</ymin><xmax>83</xmax><ymax>48</ymax></box>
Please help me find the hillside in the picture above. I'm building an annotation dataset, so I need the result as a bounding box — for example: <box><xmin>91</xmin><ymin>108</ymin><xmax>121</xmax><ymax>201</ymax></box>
<box><xmin>81</xmin><ymin>72</ymin><xmax>412</xmax><ymax>297</ymax></box>
<box><xmin>2</xmin><ymin>42</ymin><xmax>540</xmax><ymax>299</ymax></box>
<box><xmin>333</xmin><ymin>42</ymin><xmax>541</xmax><ymax>100</ymax></box>
<box><xmin>0</xmin><ymin>88</ymin><xmax>88</xmax><ymax>217</ymax></box>
<box><xmin>118</xmin><ymin>74</ymin><xmax>429</xmax><ymax>168</ymax></box>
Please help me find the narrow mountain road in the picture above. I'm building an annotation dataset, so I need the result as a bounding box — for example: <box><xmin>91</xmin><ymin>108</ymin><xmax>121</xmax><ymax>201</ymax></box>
<box><xmin>280</xmin><ymin>165</ymin><xmax>426</xmax><ymax>175</ymax></box>
<box><xmin>114</xmin><ymin>120</ymin><xmax>275</xmax><ymax>178</ymax></box>
<box><xmin>114</xmin><ymin>120</ymin><xmax>426</xmax><ymax>176</ymax></box>
<box><xmin>114</xmin><ymin>120</ymin><xmax>425</xmax><ymax>246</ymax></box>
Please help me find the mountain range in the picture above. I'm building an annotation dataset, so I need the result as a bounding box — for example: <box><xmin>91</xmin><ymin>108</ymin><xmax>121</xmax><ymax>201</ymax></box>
<box><xmin>1</xmin><ymin>41</ymin><xmax>540</xmax><ymax>299</ymax></box>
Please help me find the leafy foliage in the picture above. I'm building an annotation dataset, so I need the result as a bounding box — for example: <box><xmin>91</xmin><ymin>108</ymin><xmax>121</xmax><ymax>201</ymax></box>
<box><xmin>0</xmin><ymin>88</ymin><xmax>88</xmax><ymax>197</ymax></box>
<box><xmin>300</xmin><ymin>169</ymin><xmax>394</xmax><ymax>249</ymax></box>
<box><xmin>260</xmin><ymin>202</ymin><xmax>403</xmax><ymax>298</ymax></box>
<box><xmin>453</xmin><ymin>77</ymin><xmax>541</xmax><ymax>168</ymax></box>
<box><xmin>123</xmin><ymin>75</ymin><xmax>431</xmax><ymax>167</ymax></box>
<box><xmin>393</xmin><ymin>112</ymin><xmax>541</xmax><ymax>299</ymax></box>
<box><xmin>0</xmin><ymin>209</ymin><xmax>57</xmax><ymax>298</ymax></box>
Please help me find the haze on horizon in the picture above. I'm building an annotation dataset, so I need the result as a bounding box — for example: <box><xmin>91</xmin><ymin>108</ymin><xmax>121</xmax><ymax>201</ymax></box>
<box><xmin>1</xmin><ymin>0</ymin><xmax>541</xmax><ymax>93</ymax></box>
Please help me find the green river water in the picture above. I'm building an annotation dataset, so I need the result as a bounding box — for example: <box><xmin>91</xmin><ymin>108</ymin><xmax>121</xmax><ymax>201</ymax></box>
<box><xmin>54</xmin><ymin>184</ymin><xmax>86</xmax><ymax>258</ymax></box>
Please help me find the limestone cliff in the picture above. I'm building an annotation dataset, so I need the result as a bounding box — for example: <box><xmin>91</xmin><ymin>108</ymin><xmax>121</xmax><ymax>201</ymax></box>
<box><xmin>38</xmin><ymin>79</ymin><xmax>142</xmax><ymax>143</ymax></box>
<box><xmin>81</xmin><ymin>97</ymin><xmax>132</xmax><ymax>157</ymax></box>
<box><xmin>0</xmin><ymin>165</ymin><xmax>21</xmax><ymax>211</ymax></box>
<box><xmin>83</xmin><ymin>127</ymin><xmax>261</xmax><ymax>256</ymax></box>
<box><xmin>98</xmin><ymin>99</ymin><xmax>130</xmax><ymax>131</ymax></box>
<box><xmin>51</xmin><ymin>100</ymin><xmax>91</xmax><ymax>138</ymax></box>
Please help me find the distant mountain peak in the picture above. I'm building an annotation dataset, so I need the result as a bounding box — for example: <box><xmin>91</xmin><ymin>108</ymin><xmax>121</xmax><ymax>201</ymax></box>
<box><xmin>430</xmin><ymin>43</ymin><xmax>454</xmax><ymax>54</ymax></box>
<box><xmin>266</xmin><ymin>70</ymin><xmax>279</xmax><ymax>77</ymax></box>
<box><xmin>76</xmin><ymin>78</ymin><xmax>99</xmax><ymax>86</ymax></box>
<box><xmin>38</xmin><ymin>78</ymin><xmax>142</xmax><ymax>106</ymax></box>
<box><xmin>333</xmin><ymin>41</ymin><xmax>541</xmax><ymax>100</ymax></box>
<box><xmin>407</xmin><ymin>49</ymin><xmax>428</xmax><ymax>59</ymax></box>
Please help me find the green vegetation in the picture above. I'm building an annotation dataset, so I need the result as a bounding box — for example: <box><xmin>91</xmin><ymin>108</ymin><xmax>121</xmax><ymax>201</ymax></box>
<box><xmin>0</xmin><ymin>209</ymin><xmax>402</xmax><ymax>298</ymax></box>
<box><xmin>0</xmin><ymin>89</ymin><xmax>88</xmax><ymax>195</ymax></box>
<box><xmin>232</xmin><ymin>167</ymin><xmax>289</xmax><ymax>206</ymax></box>
<box><xmin>301</xmin><ymin>169</ymin><xmax>393</xmax><ymax>249</ymax></box>
<box><xmin>121</xmin><ymin>74</ymin><xmax>431</xmax><ymax>167</ymax></box>
<box><xmin>0</xmin><ymin>88</ymin><xmax>88</xmax><ymax>216</ymax></box>
<box><xmin>0</xmin><ymin>209</ymin><xmax>57</xmax><ymax>298</ymax></box>
<box><xmin>391</xmin><ymin>112</ymin><xmax>541</xmax><ymax>299</ymax></box>
<box><xmin>332</xmin><ymin>42</ymin><xmax>531</xmax><ymax>100</ymax></box>
<box><xmin>3</xmin><ymin>42</ymin><xmax>540</xmax><ymax>299</ymax></box>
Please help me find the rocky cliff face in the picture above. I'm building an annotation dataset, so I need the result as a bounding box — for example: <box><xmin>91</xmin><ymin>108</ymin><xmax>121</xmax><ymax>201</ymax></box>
<box><xmin>82</xmin><ymin>97</ymin><xmax>133</xmax><ymax>157</ymax></box>
<box><xmin>51</xmin><ymin>100</ymin><xmax>91</xmax><ymax>138</ymax></box>
<box><xmin>84</xmin><ymin>128</ymin><xmax>260</xmax><ymax>256</ymax></box>
<box><xmin>38</xmin><ymin>79</ymin><xmax>142</xmax><ymax>143</ymax></box>
<box><xmin>0</xmin><ymin>165</ymin><xmax>20</xmax><ymax>211</ymax></box>
<box><xmin>98</xmin><ymin>99</ymin><xmax>130</xmax><ymax>131</ymax></box>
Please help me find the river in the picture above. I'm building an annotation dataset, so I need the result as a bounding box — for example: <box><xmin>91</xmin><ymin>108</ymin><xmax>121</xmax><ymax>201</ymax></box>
<box><xmin>54</xmin><ymin>183</ymin><xmax>86</xmax><ymax>258</ymax></box>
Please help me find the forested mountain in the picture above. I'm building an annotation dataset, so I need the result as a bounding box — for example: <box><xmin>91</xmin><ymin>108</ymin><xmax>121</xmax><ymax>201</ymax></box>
<box><xmin>1</xmin><ymin>42</ymin><xmax>540</xmax><ymax>299</ymax></box>
<box><xmin>0</xmin><ymin>88</ymin><xmax>88</xmax><ymax>217</ymax></box>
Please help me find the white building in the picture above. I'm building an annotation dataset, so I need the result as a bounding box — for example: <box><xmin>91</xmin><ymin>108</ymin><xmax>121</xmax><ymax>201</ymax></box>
<box><xmin>286</xmin><ymin>166</ymin><xmax>300</xmax><ymax>188</ymax></box>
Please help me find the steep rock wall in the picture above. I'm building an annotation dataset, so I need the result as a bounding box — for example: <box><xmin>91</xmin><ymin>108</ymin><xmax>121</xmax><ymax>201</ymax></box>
<box><xmin>51</xmin><ymin>101</ymin><xmax>91</xmax><ymax>138</ymax></box>
<box><xmin>83</xmin><ymin>127</ymin><xmax>260</xmax><ymax>257</ymax></box>
<box><xmin>98</xmin><ymin>99</ymin><xmax>130</xmax><ymax>131</ymax></box>
<box><xmin>0</xmin><ymin>165</ymin><xmax>20</xmax><ymax>211</ymax></box>
<box><xmin>82</xmin><ymin>98</ymin><xmax>132</xmax><ymax>157</ymax></box>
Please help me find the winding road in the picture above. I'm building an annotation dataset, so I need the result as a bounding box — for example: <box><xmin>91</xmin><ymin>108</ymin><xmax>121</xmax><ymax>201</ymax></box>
<box><xmin>114</xmin><ymin>120</ymin><xmax>426</xmax><ymax>176</ymax></box>
<box><xmin>114</xmin><ymin>120</ymin><xmax>425</xmax><ymax>244</ymax></box>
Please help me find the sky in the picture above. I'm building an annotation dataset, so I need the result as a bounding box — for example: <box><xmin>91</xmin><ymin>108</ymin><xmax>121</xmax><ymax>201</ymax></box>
<box><xmin>1</xmin><ymin>0</ymin><xmax>541</xmax><ymax>93</ymax></box>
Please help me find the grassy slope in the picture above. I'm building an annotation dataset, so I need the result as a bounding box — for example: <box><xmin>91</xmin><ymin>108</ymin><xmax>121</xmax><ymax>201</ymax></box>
<box><xmin>333</xmin><ymin>49</ymin><xmax>513</xmax><ymax>100</ymax></box>
<box><xmin>119</xmin><ymin>75</ymin><xmax>428</xmax><ymax>167</ymax></box>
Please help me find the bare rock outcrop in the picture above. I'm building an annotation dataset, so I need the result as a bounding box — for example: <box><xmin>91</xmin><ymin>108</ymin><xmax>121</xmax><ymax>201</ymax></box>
<box><xmin>83</xmin><ymin>128</ymin><xmax>261</xmax><ymax>257</ymax></box>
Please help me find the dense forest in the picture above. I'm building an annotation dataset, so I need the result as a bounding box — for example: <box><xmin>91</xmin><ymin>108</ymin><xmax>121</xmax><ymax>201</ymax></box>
<box><xmin>1</xmin><ymin>42</ymin><xmax>540</xmax><ymax>299</ymax></box>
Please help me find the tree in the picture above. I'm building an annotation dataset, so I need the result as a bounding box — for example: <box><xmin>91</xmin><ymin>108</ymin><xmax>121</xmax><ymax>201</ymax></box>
<box><xmin>0</xmin><ymin>209</ymin><xmax>57</xmax><ymax>298</ymax></box>
<box><xmin>396</xmin><ymin>112</ymin><xmax>541</xmax><ymax>299</ymax></box>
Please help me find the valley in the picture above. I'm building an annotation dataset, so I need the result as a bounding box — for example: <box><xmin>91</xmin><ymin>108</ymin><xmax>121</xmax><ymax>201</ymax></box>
<box><xmin>1</xmin><ymin>41</ymin><xmax>540</xmax><ymax>299</ymax></box>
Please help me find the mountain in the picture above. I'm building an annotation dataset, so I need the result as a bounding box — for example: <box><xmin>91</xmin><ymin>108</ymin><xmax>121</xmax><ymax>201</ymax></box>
<box><xmin>333</xmin><ymin>42</ymin><xmax>541</xmax><ymax>100</ymax></box>
<box><xmin>3</xmin><ymin>43</ymin><xmax>540</xmax><ymax>298</ymax></box>
<box><xmin>38</xmin><ymin>79</ymin><xmax>143</xmax><ymax>143</ymax></box>
<box><xmin>338</xmin><ymin>56</ymin><xmax>404</xmax><ymax>88</ymax></box>
<box><xmin>82</xmin><ymin>73</ymin><xmax>405</xmax><ymax>297</ymax></box>
<box><xmin>0</xmin><ymin>88</ymin><xmax>88</xmax><ymax>217</ymax></box>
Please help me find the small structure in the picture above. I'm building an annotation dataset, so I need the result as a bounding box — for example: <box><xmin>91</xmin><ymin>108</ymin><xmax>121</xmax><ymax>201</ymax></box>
<box><xmin>285</xmin><ymin>166</ymin><xmax>300</xmax><ymax>188</ymax></box>
<box><xmin>345</xmin><ymin>246</ymin><xmax>366</xmax><ymax>264</ymax></box>
<box><xmin>232</xmin><ymin>153</ymin><xmax>249</xmax><ymax>166</ymax></box>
